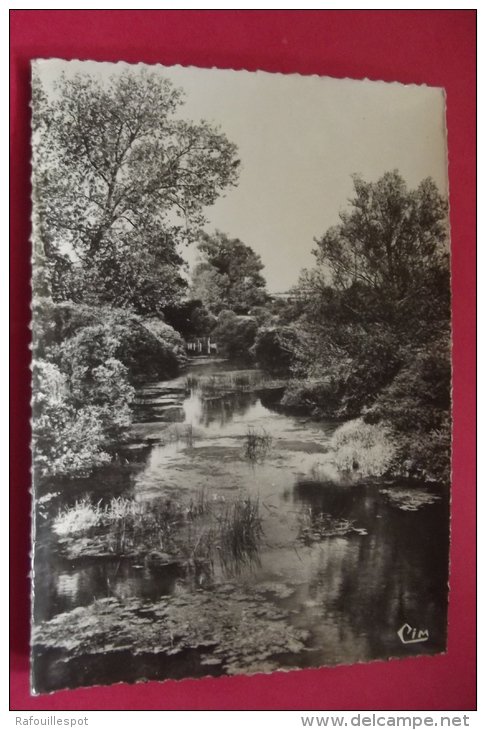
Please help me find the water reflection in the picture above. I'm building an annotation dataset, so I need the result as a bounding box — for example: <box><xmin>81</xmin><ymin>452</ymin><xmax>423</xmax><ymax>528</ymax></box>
<box><xmin>35</xmin><ymin>553</ymin><xmax>187</xmax><ymax>623</ymax></box>
<box><xmin>186</xmin><ymin>389</ymin><xmax>259</xmax><ymax>429</ymax></box>
<box><xmin>35</xmin><ymin>360</ymin><xmax>450</xmax><ymax>688</ymax></box>
<box><xmin>292</xmin><ymin>479</ymin><xmax>449</xmax><ymax>659</ymax></box>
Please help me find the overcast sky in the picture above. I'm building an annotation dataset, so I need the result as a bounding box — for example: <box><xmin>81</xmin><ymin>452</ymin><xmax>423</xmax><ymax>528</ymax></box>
<box><xmin>36</xmin><ymin>60</ymin><xmax>449</xmax><ymax>293</ymax></box>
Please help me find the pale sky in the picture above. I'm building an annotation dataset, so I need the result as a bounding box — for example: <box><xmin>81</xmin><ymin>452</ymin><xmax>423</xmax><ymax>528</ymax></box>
<box><xmin>35</xmin><ymin>60</ymin><xmax>449</xmax><ymax>293</ymax></box>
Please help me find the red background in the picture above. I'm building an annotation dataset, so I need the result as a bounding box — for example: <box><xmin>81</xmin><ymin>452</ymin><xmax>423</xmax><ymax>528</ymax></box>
<box><xmin>10</xmin><ymin>10</ymin><xmax>476</xmax><ymax>711</ymax></box>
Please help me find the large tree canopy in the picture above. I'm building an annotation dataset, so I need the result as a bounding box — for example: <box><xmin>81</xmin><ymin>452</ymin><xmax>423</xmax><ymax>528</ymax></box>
<box><xmin>32</xmin><ymin>66</ymin><xmax>240</xmax><ymax>313</ymax></box>
<box><xmin>190</xmin><ymin>231</ymin><xmax>268</xmax><ymax>315</ymax></box>
<box><xmin>286</xmin><ymin>171</ymin><xmax>450</xmax><ymax>401</ymax></box>
<box><xmin>299</xmin><ymin>171</ymin><xmax>450</xmax><ymax>348</ymax></box>
<box><xmin>312</xmin><ymin>171</ymin><xmax>450</xmax><ymax>339</ymax></box>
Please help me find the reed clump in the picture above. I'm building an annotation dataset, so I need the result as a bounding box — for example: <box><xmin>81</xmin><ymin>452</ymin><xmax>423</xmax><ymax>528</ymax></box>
<box><xmin>53</xmin><ymin>496</ymin><xmax>186</xmax><ymax>554</ymax></box>
<box><xmin>185</xmin><ymin>371</ymin><xmax>272</xmax><ymax>397</ymax></box>
<box><xmin>217</xmin><ymin>497</ymin><xmax>264</xmax><ymax>575</ymax></box>
<box><xmin>244</xmin><ymin>427</ymin><xmax>272</xmax><ymax>463</ymax></box>
<box><xmin>53</xmin><ymin>490</ymin><xmax>264</xmax><ymax>577</ymax></box>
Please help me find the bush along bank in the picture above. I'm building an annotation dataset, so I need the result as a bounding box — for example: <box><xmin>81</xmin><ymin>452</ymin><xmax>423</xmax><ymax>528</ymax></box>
<box><xmin>272</xmin><ymin>343</ymin><xmax>451</xmax><ymax>485</ymax></box>
<box><xmin>31</xmin><ymin>298</ymin><xmax>187</xmax><ymax>483</ymax></box>
<box><xmin>253</xmin><ymin>173</ymin><xmax>451</xmax><ymax>485</ymax></box>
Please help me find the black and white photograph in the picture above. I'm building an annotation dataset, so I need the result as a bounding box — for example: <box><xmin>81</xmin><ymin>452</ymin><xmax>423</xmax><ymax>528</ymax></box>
<box><xmin>30</xmin><ymin>59</ymin><xmax>452</xmax><ymax>694</ymax></box>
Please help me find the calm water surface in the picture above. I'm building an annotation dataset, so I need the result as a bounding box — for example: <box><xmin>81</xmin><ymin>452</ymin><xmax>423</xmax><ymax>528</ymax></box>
<box><xmin>33</xmin><ymin>359</ymin><xmax>450</xmax><ymax>690</ymax></box>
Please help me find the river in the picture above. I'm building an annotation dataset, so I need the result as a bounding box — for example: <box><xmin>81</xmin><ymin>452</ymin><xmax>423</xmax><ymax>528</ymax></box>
<box><xmin>32</xmin><ymin>358</ymin><xmax>450</xmax><ymax>693</ymax></box>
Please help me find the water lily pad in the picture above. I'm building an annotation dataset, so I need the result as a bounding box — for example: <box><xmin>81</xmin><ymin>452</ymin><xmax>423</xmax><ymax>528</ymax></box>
<box><xmin>33</xmin><ymin>585</ymin><xmax>310</xmax><ymax>676</ymax></box>
<box><xmin>298</xmin><ymin>512</ymin><xmax>358</xmax><ymax>543</ymax></box>
<box><xmin>380</xmin><ymin>488</ymin><xmax>441</xmax><ymax>511</ymax></box>
<box><xmin>254</xmin><ymin>582</ymin><xmax>296</xmax><ymax>599</ymax></box>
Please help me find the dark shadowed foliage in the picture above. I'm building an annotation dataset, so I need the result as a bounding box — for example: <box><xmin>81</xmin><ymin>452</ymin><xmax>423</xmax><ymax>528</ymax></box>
<box><xmin>212</xmin><ymin>311</ymin><xmax>259</xmax><ymax>361</ymax></box>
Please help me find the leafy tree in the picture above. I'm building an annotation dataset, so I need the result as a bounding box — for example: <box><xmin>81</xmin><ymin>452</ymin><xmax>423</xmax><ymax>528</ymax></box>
<box><xmin>212</xmin><ymin>311</ymin><xmax>258</xmax><ymax>361</ymax></box>
<box><xmin>190</xmin><ymin>231</ymin><xmax>268</xmax><ymax>315</ymax></box>
<box><xmin>313</xmin><ymin>171</ymin><xmax>450</xmax><ymax>340</ymax></box>
<box><xmin>280</xmin><ymin>172</ymin><xmax>451</xmax><ymax>479</ymax></box>
<box><xmin>252</xmin><ymin>326</ymin><xmax>300</xmax><ymax>376</ymax></box>
<box><xmin>31</xmin><ymin>65</ymin><xmax>240</xmax><ymax>313</ymax></box>
<box><xmin>292</xmin><ymin>173</ymin><xmax>450</xmax><ymax>375</ymax></box>
<box><xmin>161</xmin><ymin>299</ymin><xmax>216</xmax><ymax>338</ymax></box>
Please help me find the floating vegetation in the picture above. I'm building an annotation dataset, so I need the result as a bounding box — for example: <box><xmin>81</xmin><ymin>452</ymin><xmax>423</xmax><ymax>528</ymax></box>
<box><xmin>298</xmin><ymin>510</ymin><xmax>361</xmax><ymax>544</ymax></box>
<box><xmin>186</xmin><ymin>487</ymin><xmax>210</xmax><ymax>520</ymax></box>
<box><xmin>37</xmin><ymin>492</ymin><xmax>61</xmax><ymax>520</ymax></box>
<box><xmin>244</xmin><ymin>427</ymin><xmax>272</xmax><ymax>463</ymax></box>
<box><xmin>33</xmin><ymin>587</ymin><xmax>310</xmax><ymax>678</ymax></box>
<box><xmin>38</xmin><ymin>492</ymin><xmax>60</xmax><ymax>505</ymax></box>
<box><xmin>254</xmin><ymin>582</ymin><xmax>296</xmax><ymax>599</ymax></box>
<box><xmin>380</xmin><ymin>488</ymin><xmax>441</xmax><ymax>511</ymax></box>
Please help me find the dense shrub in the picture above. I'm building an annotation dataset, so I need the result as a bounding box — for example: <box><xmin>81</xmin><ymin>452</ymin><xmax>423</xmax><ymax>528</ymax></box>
<box><xmin>333</xmin><ymin>333</ymin><xmax>403</xmax><ymax>418</ymax></box>
<box><xmin>34</xmin><ymin>299</ymin><xmax>186</xmax><ymax>383</ymax></box>
<box><xmin>62</xmin><ymin>349</ymin><xmax>134</xmax><ymax>439</ymax></box>
<box><xmin>366</xmin><ymin>346</ymin><xmax>451</xmax><ymax>433</ymax></box>
<box><xmin>112</xmin><ymin>322</ymin><xmax>181</xmax><ymax>382</ymax></box>
<box><xmin>279</xmin><ymin>339</ymin><xmax>451</xmax><ymax>483</ymax></box>
<box><xmin>252</xmin><ymin>326</ymin><xmax>298</xmax><ymax>376</ymax></box>
<box><xmin>161</xmin><ymin>300</ymin><xmax>216</xmax><ymax>338</ymax></box>
<box><xmin>32</xmin><ymin>298</ymin><xmax>109</xmax><ymax>358</ymax></box>
<box><xmin>32</xmin><ymin>360</ymin><xmax>112</xmax><ymax>480</ymax></box>
<box><xmin>280</xmin><ymin>379</ymin><xmax>341</xmax><ymax>417</ymax></box>
<box><xmin>212</xmin><ymin>311</ymin><xmax>258</xmax><ymax>361</ymax></box>
<box><xmin>143</xmin><ymin>318</ymin><xmax>187</xmax><ymax>364</ymax></box>
<box><xmin>396</xmin><ymin>422</ymin><xmax>451</xmax><ymax>483</ymax></box>
<box><xmin>32</xmin><ymin>299</ymin><xmax>189</xmax><ymax>481</ymax></box>
<box><xmin>365</xmin><ymin>344</ymin><xmax>451</xmax><ymax>482</ymax></box>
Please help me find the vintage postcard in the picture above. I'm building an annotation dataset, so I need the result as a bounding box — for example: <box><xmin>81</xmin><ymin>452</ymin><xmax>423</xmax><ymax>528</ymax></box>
<box><xmin>30</xmin><ymin>60</ymin><xmax>451</xmax><ymax>693</ymax></box>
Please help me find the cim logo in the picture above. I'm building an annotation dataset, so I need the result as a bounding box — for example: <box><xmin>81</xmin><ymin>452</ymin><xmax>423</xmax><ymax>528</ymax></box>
<box><xmin>397</xmin><ymin>623</ymin><xmax>429</xmax><ymax>644</ymax></box>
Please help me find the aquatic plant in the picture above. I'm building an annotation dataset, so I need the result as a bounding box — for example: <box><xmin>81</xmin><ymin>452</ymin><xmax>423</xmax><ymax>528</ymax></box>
<box><xmin>52</xmin><ymin>497</ymin><xmax>104</xmax><ymax>536</ymax></box>
<box><xmin>52</xmin><ymin>491</ymin><xmax>264</xmax><ymax>578</ymax></box>
<box><xmin>329</xmin><ymin>418</ymin><xmax>396</xmax><ymax>477</ymax></box>
<box><xmin>298</xmin><ymin>509</ymin><xmax>358</xmax><ymax>544</ymax></box>
<box><xmin>244</xmin><ymin>427</ymin><xmax>272</xmax><ymax>463</ymax></box>
<box><xmin>53</xmin><ymin>496</ymin><xmax>186</xmax><ymax>555</ymax></box>
<box><xmin>185</xmin><ymin>487</ymin><xmax>210</xmax><ymax>520</ymax></box>
<box><xmin>380</xmin><ymin>488</ymin><xmax>441</xmax><ymax>511</ymax></box>
<box><xmin>232</xmin><ymin>373</ymin><xmax>251</xmax><ymax>388</ymax></box>
<box><xmin>33</xmin><ymin>587</ymin><xmax>310</xmax><ymax>685</ymax></box>
<box><xmin>217</xmin><ymin>497</ymin><xmax>264</xmax><ymax>575</ymax></box>
<box><xmin>184</xmin><ymin>374</ymin><xmax>200</xmax><ymax>392</ymax></box>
